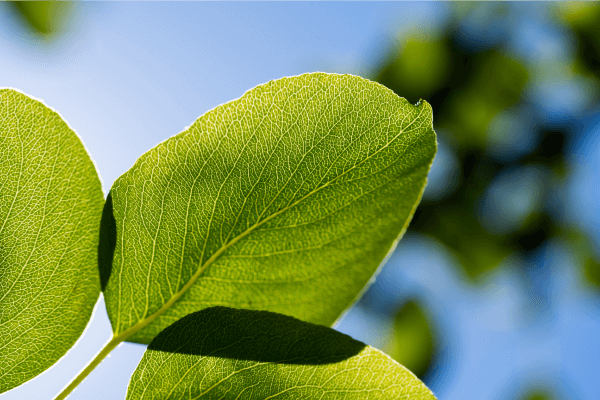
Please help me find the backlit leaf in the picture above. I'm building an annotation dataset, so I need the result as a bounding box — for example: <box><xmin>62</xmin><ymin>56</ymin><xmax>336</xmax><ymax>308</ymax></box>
<box><xmin>100</xmin><ymin>73</ymin><xmax>436</xmax><ymax>343</ymax></box>
<box><xmin>0</xmin><ymin>89</ymin><xmax>104</xmax><ymax>393</ymax></box>
<box><xmin>127</xmin><ymin>307</ymin><xmax>437</xmax><ymax>400</ymax></box>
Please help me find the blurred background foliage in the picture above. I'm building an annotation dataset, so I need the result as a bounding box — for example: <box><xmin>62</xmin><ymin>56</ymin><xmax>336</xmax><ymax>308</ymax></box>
<box><xmin>522</xmin><ymin>390</ymin><xmax>555</xmax><ymax>400</ymax></box>
<box><xmin>384</xmin><ymin>299</ymin><xmax>435</xmax><ymax>379</ymax></box>
<box><xmin>8</xmin><ymin>1</ymin><xmax>72</xmax><ymax>37</ymax></box>
<box><xmin>2</xmin><ymin>2</ymin><xmax>599</xmax><ymax>400</ymax></box>
<box><xmin>376</xmin><ymin>4</ymin><xmax>599</xmax><ymax>282</ymax></box>
<box><xmin>355</xmin><ymin>1</ymin><xmax>600</xmax><ymax>393</ymax></box>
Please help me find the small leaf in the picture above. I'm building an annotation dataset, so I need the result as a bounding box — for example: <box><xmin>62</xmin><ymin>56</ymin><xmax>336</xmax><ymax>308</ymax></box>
<box><xmin>101</xmin><ymin>73</ymin><xmax>437</xmax><ymax>343</ymax></box>
<box><xmin>127</xmin><ymin>307</ymin><xmax>437</xmax><ymax>400</ymax></box>
<box><xmin>387</xmin><ymin>300</ymin><xmax>435</xmax><ymax>378</ymax></box>
<box><xmin>521</xmin><ymin>389</ymin><xmax>555</xmax><ymax>400</ymax></box>
<box><xmin>10</xmin><ymin>1</ymin><xmax>73</xmax><ymax>35</ymax></box>
<box><xmin>0</xmin><ymin>89</ymin><xmax>104</xmax><ymax>393</ymax></box>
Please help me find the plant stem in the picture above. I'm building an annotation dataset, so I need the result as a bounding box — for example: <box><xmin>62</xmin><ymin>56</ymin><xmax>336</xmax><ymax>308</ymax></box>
<box><xmin>53</xmin><ymin>335</ymin><xmax>124</xmax><ymax>400</ymax></box>
<box><xmin>53</xmin><ymin>219</ymin><xmax>249</xmax><ymax>398</ymax></box>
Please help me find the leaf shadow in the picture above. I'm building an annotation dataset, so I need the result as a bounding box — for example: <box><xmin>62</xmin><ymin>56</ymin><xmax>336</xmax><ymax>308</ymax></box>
<box><xmin>98</xmin><ymin>192</ymin><xmax>116</xmax><ymax>291</ymax></box>
<box><xmin>148</xmin><ymin>306</ymin><xmax>366</xmax><ymax>366</ymax></box>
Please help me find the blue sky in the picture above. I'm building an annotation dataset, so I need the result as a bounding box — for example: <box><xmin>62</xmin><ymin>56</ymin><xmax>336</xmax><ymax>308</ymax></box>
<box><xmin>1</xmin><ymin>3</ymin><xmax>598</xmax><ymax>400</ymax></box>
<box><xmin>0</xmin><ymin>2</ymin><xmax>447</xmax><ymax>191</ymax></box>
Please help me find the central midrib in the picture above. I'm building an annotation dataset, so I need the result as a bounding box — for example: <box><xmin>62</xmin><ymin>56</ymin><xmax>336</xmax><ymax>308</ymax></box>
<box><xmin>112</xmin><ymin>173</ymin><xmax>334</xmax><ymax>342</ymax></box>
<box><xmin>112</xmin><ymin>106</ymin><xmax>425</xmax><ymax>344</ymax></box>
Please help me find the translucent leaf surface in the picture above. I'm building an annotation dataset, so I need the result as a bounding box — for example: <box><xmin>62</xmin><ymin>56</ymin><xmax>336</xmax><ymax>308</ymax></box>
<box><xmin>127</xmin><ymin>307</ymin><xmax>437</xmax><ymax>400</ymax></box>
<box><xmin>100</xmin><ymin>73</ymin><xmax>436</xmax><ymax>343</ymax></box>
<box><xmin>0</xmin><ymin>89</ymin><xmax>103</xmax><ymax>392</ymax></box>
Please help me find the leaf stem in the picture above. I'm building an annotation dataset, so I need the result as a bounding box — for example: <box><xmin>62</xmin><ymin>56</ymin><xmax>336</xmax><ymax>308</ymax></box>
<box><xmin>53</xmin><ymin>335</ymin><xmax>124</xmax><ymax>400</ymax></box>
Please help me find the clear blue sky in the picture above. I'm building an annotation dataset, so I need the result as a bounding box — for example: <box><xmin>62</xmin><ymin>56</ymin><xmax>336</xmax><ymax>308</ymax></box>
<box><xmin>1</xmin><ymin>3</ymin><xmax>598</xmax><ymax>400</ymax></box>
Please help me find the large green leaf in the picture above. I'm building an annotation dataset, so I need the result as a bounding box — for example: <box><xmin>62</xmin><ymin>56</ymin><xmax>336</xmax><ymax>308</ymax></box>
<box><xmin>0</xmin><ymin>89</ymin><xmax>104</xmax><ymax>392</ymax></box>
<box><xmin>127</xmin><ymin>307</ymin><xmax>437</xmax><ymax>400</ymax></box>
<box><xmin>101</xmin><ymin>73</ymin><xmax>436</xmax><ymax>343</ymax></box>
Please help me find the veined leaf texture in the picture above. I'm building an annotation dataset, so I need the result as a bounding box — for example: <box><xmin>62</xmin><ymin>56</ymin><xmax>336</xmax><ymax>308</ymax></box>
<box><xmin>100</xmin><ymin>73</ymin><xmax>437</xmax><ymax>344</ymax></box>
<box><xmin>0</xmin><ymin>89</ymin><xmax>103</xmax><ymax>393</ymax></box>
<box><xmin>127</xmin><ymin>307</ymin><xmax>437</xmax><ymax>400</ymax></box>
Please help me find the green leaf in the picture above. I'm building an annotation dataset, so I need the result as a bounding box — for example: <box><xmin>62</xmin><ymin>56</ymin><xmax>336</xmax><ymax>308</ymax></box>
<box><xmin>127</xmin><ymin>307</ymin><xmax>437</xmax><ymax>400</ymax></box>
<box><xmin>386</xmin><ymin>300</ymin><xmax>435</xmax><ymax>378</ymax></box>
<box><xmin>101</xmin><ymin>73</ymin><xmax>436</xmax><ymax>343</ymax></box>
<box><xmin>10</xmin><ymin>1</ymin><xmax>73</xmax><ymax>35</ymax></box>
<box><xmin>0</xmin><ymin>89</ymin><xmax>103</xmax><ymax>393</ymax></box>
<box><xmin>521</xmin><ymin>389</ymin><xmax>555</xmax><ymax>400</ymax></box>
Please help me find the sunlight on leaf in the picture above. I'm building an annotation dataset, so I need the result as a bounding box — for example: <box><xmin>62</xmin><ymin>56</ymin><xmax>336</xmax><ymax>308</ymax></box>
<box><xmin>99</xmin><ymin>73</ymin><xmax>437</xmax><ymax>344</ymax></box>
<box><xmin>127</xmin><ymin>307</ymin><xmax>437</xmax><ymax>400</ymax></box>
<box><xmin>0</xmin><ymin>89</ymin><xmax>103</xmax><ymax>393</ymax></box>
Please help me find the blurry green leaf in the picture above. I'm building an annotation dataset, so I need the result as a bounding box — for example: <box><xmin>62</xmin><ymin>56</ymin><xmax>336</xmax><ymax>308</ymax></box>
<box><xmin>377</xmin><ymin>38</ymin><xmax>451</xmax><ymax>104</ymax></box>
<box><xmin>555</xmin><ymin>2</ymin><xmax>600</xmax><ymax>27</ymax></box>
<box><xmin>127</xmin><ymin>307</ymin><xmax>437</xmax><ymax>400</ymax></box>
<box><xmin>100</xmin><ymin>73</ymin><xmax>437</xmax><ymax>344</ymax></box>
<box><xmin>11</xmin><ymin>1</ymin><xmax>73</xmax><ymax>35</ymax></box>
<box><xmin>0</xmin><ymin>89</ymin><xmax>104</xmax><ymax>393</ymax></box>
<box><xmin>584</xmin><ymin>258</ymin><xmax>600</xmax><ymax>288</ymax></box>
<box><xmin>507</xmin><ymin>212</ymin><xmax>554</xmax><ymax>253</ymax></box>
<box><xmin>564</xmin><ymin>229</ymin><xmax>600</xmax><ymax>289</ymax></box>
<box><xmin>558</xmin><ymin>3</ymin><xmax>600</xmax><ymax>81</ymax></box>
<box><xmin>412</xmin><ymin>203</ymin><xmax>511</xmax><ymax>279</ymax></box>
<box><xmin>386</xmin><ymin>300</ymin><xmax>434</xmax><ymax>378</ymax></box>
<box><xmin>447</xmin><ymin>51</ymin><xmax>528</xmax><ymax>147</ymax></box>
<box><xmin>521</xmin><ymin>389</ymin><xmax>555</xmax><ymax>400</ymax></box>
